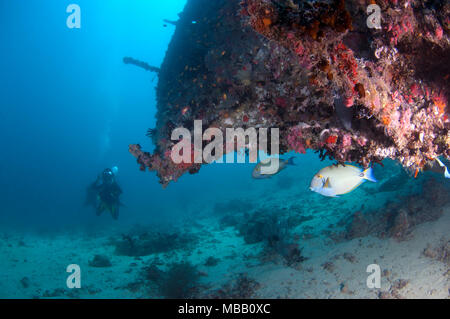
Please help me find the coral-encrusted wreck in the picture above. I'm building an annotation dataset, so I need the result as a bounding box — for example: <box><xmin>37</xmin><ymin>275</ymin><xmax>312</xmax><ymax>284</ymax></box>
<box><xmin>129</xmin><ymin>0</ymin><xmax>449</xmax><ymax>187</ymax></box>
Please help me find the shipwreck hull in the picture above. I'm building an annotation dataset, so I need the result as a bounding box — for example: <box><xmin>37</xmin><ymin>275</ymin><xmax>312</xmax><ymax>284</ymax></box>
<box><xmin>130</xmin><ymin>0</ymin><xmax>450</xmax><ymax>187</ymax></box>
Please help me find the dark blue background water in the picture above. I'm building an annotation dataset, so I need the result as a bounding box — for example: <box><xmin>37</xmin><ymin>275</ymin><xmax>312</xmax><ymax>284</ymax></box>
<box><xmin>1</xmin><ymin>0</ymin><xmax>298</xmax><ymax>232</ymax></box>
<box><xmin>0</xmin><ymin>0</ymin><xmax>190</xmax><ymax>230</ymax></box>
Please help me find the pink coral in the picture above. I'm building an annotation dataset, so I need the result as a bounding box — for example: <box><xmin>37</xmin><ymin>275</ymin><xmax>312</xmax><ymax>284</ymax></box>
<box><xmin>357</xmin><ymin>137</ymin><xmax>367</xmax><ymax>147</ymax></box>
<box><xmin>275</xmin><ymin>97</ymin><xmax>288</xmax><ymax>108</ymax></box>
<box><xmin>287</xmin><ymin>126</ymin><xmax>306</xmax><ymax>154</ymax></box>
<box><xmin>293</xmin><ymin>41</ymin><xmax>311</xmax><ymax>68</ymax></box>
<box><xmin>435</xmin><ymin>26</ymin><xmax>443</xmax><ymax>40</ymax></box>
<box><xmin>344</xmin><ymin>96</ymin><xmax>354</xmax><ymax>108</ymax></box>
<box><xmin>410</xmin><ymin>83</ymin><xmax>422</xmax><ymax>98</ymax></box>
<box><xmin>399</xmin><ymin>108</ymin><xmax>412</xmax><ymax>131</ymax></box>
<box><xmin>388</xmin><ymin>12</ymin><xmax>415</xmax><ymax>46</ymax></box>
<box><xmin>294</xmin><ymin>42</ymin><xmax>304</xmax><ymax>55</ymax></box>
<box><xmin>342</xmin><ymin>134</ymin><xmax>352</xmax><ymax>148</ymax></box>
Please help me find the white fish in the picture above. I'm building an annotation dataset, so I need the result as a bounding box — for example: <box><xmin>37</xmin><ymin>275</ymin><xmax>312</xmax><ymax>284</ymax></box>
<box><xmin>310</xmin><ymin>164</ymin><xmax>377</xmax><ymax>197</ymax></box>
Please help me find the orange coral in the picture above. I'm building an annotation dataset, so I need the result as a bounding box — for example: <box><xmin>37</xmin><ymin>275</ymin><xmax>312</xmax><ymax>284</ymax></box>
<box><xmin>262</xmin><ymin>18</ymin><xmax>272</xmax><ymax>27</ymax></box>
<box><xmin>433</xmin><ymin>94</ymin><xmax>447</xmax><ymax>114</ymax></box>
<box><xmin>381</xmin><ymin>116</ymin><xmax>391</xmax><ymax>126</ymax></box>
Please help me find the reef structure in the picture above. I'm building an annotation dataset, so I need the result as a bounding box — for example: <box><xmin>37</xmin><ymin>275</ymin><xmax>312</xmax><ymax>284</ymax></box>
<box><xmin>129</xmin><ymin>0</ymin><xmax>449</xmax><ymax>187</ymax></box>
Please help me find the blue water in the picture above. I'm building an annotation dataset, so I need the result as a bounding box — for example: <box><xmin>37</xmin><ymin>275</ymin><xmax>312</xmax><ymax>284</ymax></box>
<box><xmin>1</xmin><ymin>0</ymin><xmax>293</xmax><ymax>232</ymax></box>
<box><xmin>0</xmin><ymin>1</ymin><xmax>448</xmax><ymax>299</ymax></box>
<box><xmin>0</xmin><ymin>0</ymin><xmax>191</xmax><ymax>230</ymax></box>
<box><xmin>0</xmin><ymin>0</ymin><xmax>333</xmax><ymax>231</ymax></box>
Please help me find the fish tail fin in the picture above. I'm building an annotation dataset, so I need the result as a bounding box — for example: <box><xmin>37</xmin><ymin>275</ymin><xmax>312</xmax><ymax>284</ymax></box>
<box><xmin>287</xmin><ymin>157</ymin><xmax>297</xmax><ymax>166</ymax></box>
<box><xmin>435</xmin><ymin>158</ymin><xmax>450</xmax><ymax>178</ymax></box>
<box><xmin>363</xmin><ymin>167</ymin><xmax>377</xmax><ymax>183</ymax></box>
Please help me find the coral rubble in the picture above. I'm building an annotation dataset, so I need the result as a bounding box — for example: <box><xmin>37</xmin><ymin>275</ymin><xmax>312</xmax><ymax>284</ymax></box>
<box><xmin>130</xmin><ymin>0</ymin><xmax>449</xmax><ymax>186</ymax></box>
<box><xmin>88</xmin><ymin>254</ymin><xmax>112</xmax><ymax>268</ymax></box>
<box><xmin>220</xmin><ymin>206</ymin><xmax>308</xmax><ymax>268</ymax></box>
<box><xmin>202</xmin><ymin>273</ymin><xmax>261</xmax><ymax>299</ymax></box>
<box><xmin>110</xmin><ymin>229</ymin><xmax>197</xmax><ymax>257</ymax></box>
<box><xmin>141</xmin><ymin>261</ymin><xmax>201</xmax><ymax>298</ymax></box>
<box><xmin>423</xmin><ymin>238</ymin><xmax>450</xmax><ymax>266</ymax></box>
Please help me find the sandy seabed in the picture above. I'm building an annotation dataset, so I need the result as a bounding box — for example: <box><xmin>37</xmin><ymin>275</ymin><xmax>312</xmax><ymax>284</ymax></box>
<box><xmin>1</xmin><ymin>204</ymin><xmax>448</xmax><ymax>299</ymax></box>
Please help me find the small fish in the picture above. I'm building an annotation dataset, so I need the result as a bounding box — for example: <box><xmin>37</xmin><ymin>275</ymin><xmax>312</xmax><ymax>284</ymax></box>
<box><xmin>310</xmin><ymin>164</ymin><xmax>377</xmax><ymax>197</ymax></box>
<box><xmin>252</xmin><ymin>157</ymin><xmax>296</xmax><ymax>179</ymax></box>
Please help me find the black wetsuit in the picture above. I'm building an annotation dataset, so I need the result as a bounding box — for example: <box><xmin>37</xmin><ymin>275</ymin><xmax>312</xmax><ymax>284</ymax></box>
<box><xmin>89</xmin><ymin>170</ymin><xmax>122</xmax><ymax>220</ymax></box>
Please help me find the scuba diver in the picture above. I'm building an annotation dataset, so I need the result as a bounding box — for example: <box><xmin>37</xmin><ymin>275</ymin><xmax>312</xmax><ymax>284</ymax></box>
<box><xmin>85</xmin><ymin>167</ymin><xmax>122</xmax><ymax>220</ymax></box>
